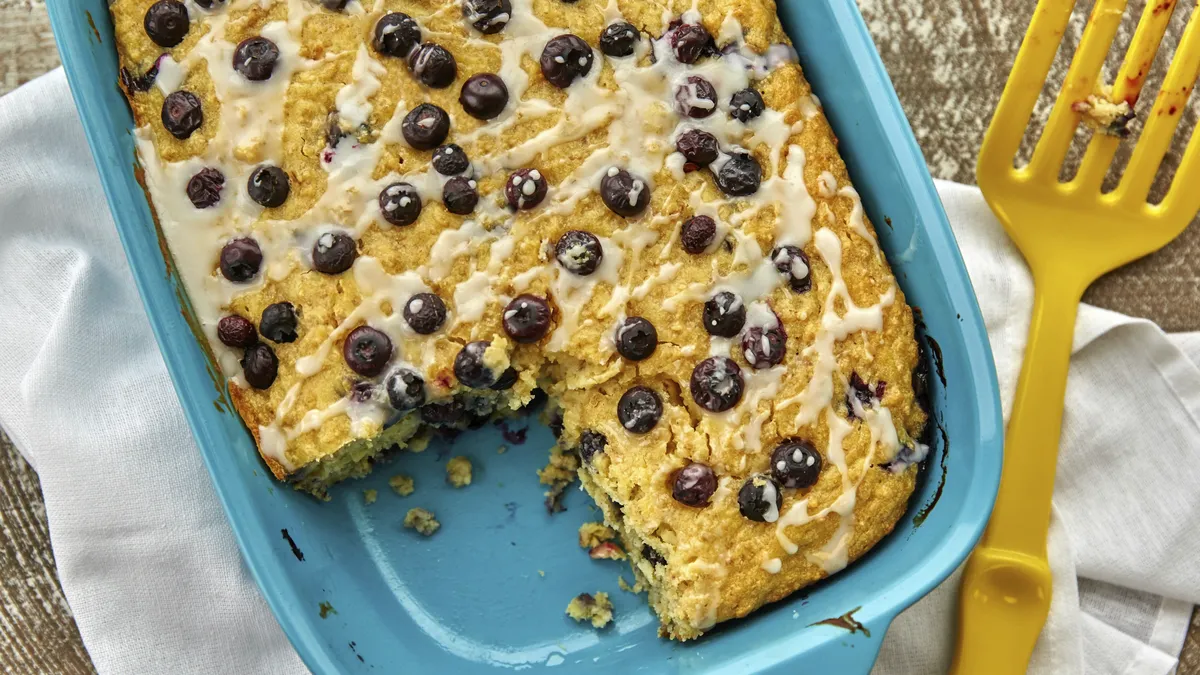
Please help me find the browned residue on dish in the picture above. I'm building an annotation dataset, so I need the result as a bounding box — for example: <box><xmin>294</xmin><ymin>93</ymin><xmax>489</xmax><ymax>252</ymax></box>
<box><xmin>85</xmin><ymin>11</ymin><xmax>102</xmax><ymax>43</ymax></box>
<box><xmin>810</xmin><ymin>606</ymin><xmax>871</xmax><ymax>637</ymax></box>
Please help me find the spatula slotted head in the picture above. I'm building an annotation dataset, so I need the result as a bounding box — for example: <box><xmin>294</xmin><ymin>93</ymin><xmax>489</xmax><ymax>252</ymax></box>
<box><xmin>978</xmin><ymin>0</ymin><xmax>1200</xmax><ymax>270</ymax></box>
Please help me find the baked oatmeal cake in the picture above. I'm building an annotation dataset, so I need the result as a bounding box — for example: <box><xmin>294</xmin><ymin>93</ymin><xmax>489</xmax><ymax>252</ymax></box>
<box><xmin>110</xmin><ymin>0</ymin><xmax>929</xmax><ymax>640</ymax></box>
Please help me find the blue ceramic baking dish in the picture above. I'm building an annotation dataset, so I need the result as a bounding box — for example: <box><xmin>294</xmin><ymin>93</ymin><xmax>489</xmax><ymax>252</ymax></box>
<box><xmin>48</xmin><ymin>0</ymin><xmax>1003</xmax><ymax>671</ymax></box>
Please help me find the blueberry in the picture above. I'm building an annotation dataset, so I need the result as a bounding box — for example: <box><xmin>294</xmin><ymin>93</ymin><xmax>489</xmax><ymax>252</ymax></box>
<box><xmin>540</xmin><ymin>34</ymin><xmax>593</xmax><ymax>88</ymax></box>
<box><xmin>454</xmin><ymin>340</ymin><xmax>496</xmax><ymax>388</ymax></box>
<box><xmin>554</xmin><ymin>230</ymin><xmax>602</xmax><ymax>275</ymax></box>
<box><xmin>459</xmin><ymin>73</ymin><xmax>509</xmax><ymax>120</ymax></box>
<box><xmin>120</xmin><ymin>58</ymin><xmax>162</xmax><ymax>93</ymax></box>
<box><xmin>616</xmin><ymin>316</ymin><xmax>656</xmax><ymax>361</ymax></box>
<box><xmin>373</xmin><ymin>13</ymin><xmax>421</xmax><ymax>58</ymax></box>
<box><xmin>144</xmin><ymin>0</ymin><xmax>189</xmax><ymax>48</ymax></box>
<box><xmin>641</xmin><ymin>544</ymin><xmax>666</xmax><ymax>566</ymax></box>
<box><xmin>716</xmin><ymin>153</ymin><xmax>762</xmax><ymax>197</ymax></box>
<box><xmin>442</xmin><ymin>176</ymin><xmax>479</xmax><ymax>215</ymax></box>
<box><xmin>324</xmin><ymin>111</ymin><xmax>345</xmax><ymax>149</ymax></box>
<box><xmin>671</xmin><ymin>462</ymin><xmax>716</xmax><ymax>506</ymax></box>
<box><xmin>505</xmin><ymin>168</ymin><xmax>548</xmax><ymax>210</ymax></box>
<box><xmin>771</xmin><ymin>245</ymin><xmax>811</xmax><ymax>292</ymax></box>
<box><xmin>503</xmin><ymin>294</ymin><xmax>552</xmax><ymax>343</ymax></box>
<box><xmin>247</xmin><ymin>165</ymin><xmax>289</xmax><ymax>207</ymax></box>
<box><xmin>846</xmin><ymin>372</ymin><xmax>875</xmax><ymax>418</ymax></box>
<box><xmin>675</xmin><ymin>128</ymin><xmax>719</xmax><ymax>167</ymax></box>
<box><xmin>318</xmin><ymin>0</ymin><xmax>348</xmax><ymax>9</ymax></box>
<box><xmin>913</xmin><ymin>357</ymin><xmax>931</xmax><ymax>413</ymax></box>
<box><xmin>260</xmin><ymin>302</ymin><xmax>299</xmax><ymax>343</ymax></box>
<box><xmin>490</xmin><ymin>367</ymin><xmax>519</xmax><ymax>390</ymax></box>
<box><xmin>600</xmin><ymin>22</ymin><xmax>638</xmax><ymax>57</ymax></box>
<box><xmin>770</xmin><ymin>439</ymin><xmax>822</xmax><ymax>489</ymax></box>
<box><xmin>161</xmin><ymin>90</ymin><xmax>203</xmax><ymax>139</ymax></box>
<box><xmin>690</xmin><ymin>356</ymin><xmax>743</xmax><ymax>412</ymax></box>
<box><xmin>737</xmin><ymin>474</ymin><xmax>780</xmax><ymax>522</ymax></box>
<box><xmin>219</xmin><ymin>238</ymin><xmax>262</xmax><ymax>282</ymax></box>
<box><xmin>386</xmin><ymin>368</ymin><xmax>426</xmax><ymax>410</ymax></box>
<box><xmin>577</xmin><ymin>429</ymin><xmax>607</xmax><ymax>462</ymax></box>
<box><xmin>680</xmin><ymin>215</ymin><xmax>716</xmax><ymax>254</ymax></box>
<box><xmin>312</xmin><ymin>232</ymin><xmax>356</xmax><ymax>274</ymax></box>
<box><xmin>233</xmin><ymin>36</ymin><xmax>279</xmax><ymax>81</ymax></box>
<box><xmin>462</xmin><ymin>0</ymin><xmax>511</xmax><ymax>34</ymax></box>
<box><xmin>431</xmin><ymin>144</ymin><xmax>470</xmax><ymax>175</ymax></box>
<box><xmin>421</xmin><ymin>399</ymin><xmax>466</xmax><ymax>426</ymax></box>
<box><xmin>741</xmin><ymin>325</ymin><xmax>786</xmax><ymax>369</ymax></box>
<box><xmin>404</xmin><ymin>292</ymin><xmax>447</xmax><ymax>334</ymax></box>
<box><xmin>194</xmin><ymin>0</ymin><xmax>223</xmax><ymax>9</ymax></box>
<box><xmin>703</xmin><ymin>291</ymin><xmax>745</xmax><ymax>338</ymax></box>
<box><xmin>379</xmin><ymin>182</ymin><xmax>422</xmax><ymax>226</ymax></box>
<box><xmin>402</xmin><ymin>103</ymin><xmax>451</xmax><ymax>150</ymax></box>
<box><xmin>350</xmin><ymin>381</ymin><xmax>377</xmax><ymax>403</ymax></box>
<box><xmin>217</xmin><ymin>315</ymin><xmax>257</xmax><ymax>348</ymax></box>
<box><xmin>599</xmin><ymin>167</ymin><xmax>650</xmax><ymax>217</ymax></box>
<box><xmin>730</xmin><ymin>88</ymin><xmax>765</xmax><ymax>122</ymax></box>
<box><xmin>186</xmin><ymin>167</ymin><xmax>223</xmax><ymax>208</ymax></box>
<box><xmin>669</xmin><ymin>23</ymin><xmax>713</xmax><ymax>64</ymax></box>
<box><xmin>618</xmin><ymin>386</ymin><xmax>662</xmax><ymax>434</ymax></box>
<box><xmin>674</xmin><ymin>76</ymin><xmax>717</xmax><ymax>118</ymax></box>
<box><xmin>548</xmin><ymin>409</ymin><xmax>565</xmax><ymax>438</ymax></box>
<box><xmin>241</xmin><ymin>343</ymin><xmax>278</xmax><ymax>389</ymax></box>
<box><xmin>343</xmin><ymin>326</ymin><xmax>393</xmax><ymax>376</ymax></box>
<box><xmin>408</xmin><ymin>43</ymin><xmax>458</xmax><ymax>88</ymax></box>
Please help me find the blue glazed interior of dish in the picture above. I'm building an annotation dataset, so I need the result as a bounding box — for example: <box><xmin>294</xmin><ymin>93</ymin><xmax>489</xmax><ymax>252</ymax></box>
<box><xmin>47</xmin><ymin>0</ymin><xmax>1004</xmax><ymax>671</ymax></box>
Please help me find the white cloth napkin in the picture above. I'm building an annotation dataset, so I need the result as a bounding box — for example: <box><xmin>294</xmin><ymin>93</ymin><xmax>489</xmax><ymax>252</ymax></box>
<box><xmin>0</xmin><ymin>69</ymin><xmax>1197</xmax><ymax>675</ymax></box>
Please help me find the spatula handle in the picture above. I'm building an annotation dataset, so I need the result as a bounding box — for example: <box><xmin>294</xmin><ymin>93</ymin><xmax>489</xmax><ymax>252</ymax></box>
<box><xmin>950</xmin><ymin>273</ymin><xmax>1084</xmax><ymax>674</ymax></box>
<box><xmin>986</xmin><ymin>275</ymin><xmax>1082</xmax><ymax>554</ymax></box>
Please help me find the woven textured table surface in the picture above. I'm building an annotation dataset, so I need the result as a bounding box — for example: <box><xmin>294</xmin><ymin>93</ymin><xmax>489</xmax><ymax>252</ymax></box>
<box><xmin>0</xmin><ymin>0</ymin><xmax>1196</xmax><ymax>672</ymax></box>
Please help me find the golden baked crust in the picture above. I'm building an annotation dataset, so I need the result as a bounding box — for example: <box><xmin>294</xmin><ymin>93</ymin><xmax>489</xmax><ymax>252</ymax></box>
<box><xmin>111</xmin><ymin>0</ymin><xmax>927</xmax><ymax>640</ymax></box>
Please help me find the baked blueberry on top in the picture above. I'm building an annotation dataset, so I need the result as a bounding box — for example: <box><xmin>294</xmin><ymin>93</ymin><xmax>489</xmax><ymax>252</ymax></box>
<box><xmin>600</xmin><ymin>22</ymin><xmax>639</xmax><ymax>57</ymax></box>
<box><xmin>463</xmin><ymin>0</ymin><xmax>511</xmax><ymax>34</ymax></box>
<box><xmin>408</xmin><ymin>43</ymin><xmax>458</xmax><ymax>88</ymax></box>
<box><xmin>555</xmin><ymin>230</ymin><xmax>603</xmax><ymax>275</ymax></box>
<box><xmin>144</xmin><ymin>0</ymin><xmax>189</xmax><ymax>47</ymax></box>
<box><xmin>162</xmin><ymin>91</ymin><xmax>203</xmax><ymax>139</ymax></box>
<box><xmin>402</xmin><ymin>103</ymin><xmax>451</xmax><ymax>150</ymax></box>
<box><xmin>459</xmin><ymin>73</ymin><xmax>509</xmax><ymax>120</ymax></box>
<box><xmin>506</xmin><ymin>168</ymin><xmax>548</xmax><ymax>209</ymax></box>
<box><xmin>374</xmin><ymin>13</ymin><xmax>421</xmax><ymax>57</ymax></box>
<box><xmin>186</xmin><ymin>168</ymin><xmax>224</xmax><ymax>209</ymax></box>
<box><xmin>233</xmin><ymin>37</ymin><xmax>279</xmax><ymax>81</ymax></box>
<box><xmin>247</xmin><ymin>165</ymin><xmax>289</xmax><ymax>207</ymax></box>
<box><xmin>540</xmin><ymin>34</ymin><xmax>593</xmax><ymax>87</ymax></box>
<box><xmin>379</xmin><ymin>182</ymin><xmax>422</xmax><ymax>226</ymax></box>
<box><xmin>312</xmin><ymin>232</ymin><xmax>357</xmax><ymax>275</ymax></box>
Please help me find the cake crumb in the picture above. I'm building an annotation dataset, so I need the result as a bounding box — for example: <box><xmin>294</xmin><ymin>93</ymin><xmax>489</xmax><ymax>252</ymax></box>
<box><xmin>403</xmin><ymin>508</ymin><xmax>440</xmax><ymax>536</ymax></box>
<box><xmin>446</xmin><ymin>456</ymin><xmax>473</xmax><ymax>487</ymax></box>
<box><xmin>407</xmin><ymin>433</ymin><xmax>431</xmax><ymax>454</ymax></box>
<box><xmin>497</xmin><ymin>445</ymin><xmax>508</xmax><ymax>454</ymax></box>
<box><xmin>578</xmin><ymin>522</ymin><xmax>617</xmax><ymax>548</ymax></box>
<box><xmin>566</xmin><ymin>592</ymin><xmax>613</xmax><ymax>629</ymax></box>
<box><xmin>1072</xmin><ymin>84</ymin><xmax>1135</xmax><ymax>137</ymax></box>
<box><xmin>618</xmin><ymin>575</ymin><xmax>646</xmax><ymax>594</ymax></box>
<box><xmin>389</xmin><ymin>474</ymin><xmax>414</xmax><ymax>496</ymax></box>
<box><xmin>538</xmin><ymin>570</ymin><xmax>545</xmax><ymax>577</ymax></box>
<box><xmin>539</xmin><ymin>446</ymin><xmax>580</xmax><ymax>514</ymax></box>
<box><xmin>363</xmin><ymin>489</ymin><xmax>377</xmax><ymax>505</ymax></box>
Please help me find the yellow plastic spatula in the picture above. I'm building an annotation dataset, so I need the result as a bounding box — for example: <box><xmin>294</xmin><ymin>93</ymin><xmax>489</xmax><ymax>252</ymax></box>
<box><xmin>951</xmin><ymin>0</ymin><xmax>1200</xmax><ymax>672</ymax></box>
